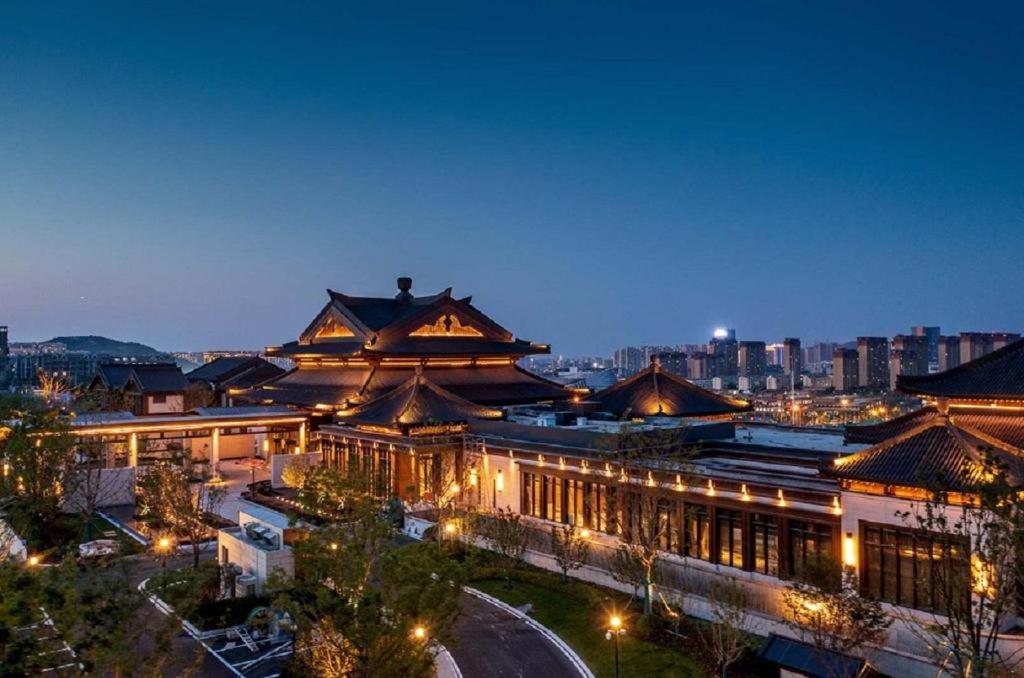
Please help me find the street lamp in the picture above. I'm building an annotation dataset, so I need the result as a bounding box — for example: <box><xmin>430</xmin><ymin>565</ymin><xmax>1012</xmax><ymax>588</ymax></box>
<box><xmin>413</xmin><ymin>625</ymin><xmax>427</xmax><ymax>640</ymax></box>
<box><xmin>27</xmin><ymin>555</ymin><xmax>40</xmax><ymax>567</ymax></box>
<box><xmin>606</xmin><ymin>614</ymin><xmax>625</xmax><ymax>678</ymax></box>
<box><xmin>157</xmin><ymin>536</ymin><xmax>172</xmax><ymax>574</ymax></box>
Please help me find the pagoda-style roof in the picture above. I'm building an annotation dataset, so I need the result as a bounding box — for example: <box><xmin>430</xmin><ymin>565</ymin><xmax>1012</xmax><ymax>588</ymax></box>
<box><xmin>829</xmin><ymin>415</ymin><xmax>1024</xmax><ymax>492</ymax></box>
<box><xmin>897</xmin><ymin>337</ymin><xmax>1024</xmax><ymax>401</ymax></box>
<box><xmin>336</xmin><ymin>370</ymin><xmax>502</xmax><ymax>427</ymax></box>
<box><xmin>267</xmin><ymin>277</ymin><xmax>550</xmax><ymax>361</ymax></box>
<box><xmin>589</xmin><ymin>357</ymin><xmax>751</xmax><ymax>418</ymax></box>
<box><xmin>846</xmin><ymin>406</ymin><xmax>1024</xmax><ymax>450</ymax></box>
<box><xmin>243</xmin><ymin>363</ymin><xmax>568</xmax><ymax>408</ymax></box>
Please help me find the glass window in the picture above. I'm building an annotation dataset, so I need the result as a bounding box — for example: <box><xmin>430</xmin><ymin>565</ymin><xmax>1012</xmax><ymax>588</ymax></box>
<box><xmin>684</xmin><ymin>504</ymin><xmax>711</xmax><ymax>561</ymax></box>
<box><xmin>752</xmin><ymin>514</ymin><xmax>779</xmax><ymax>576</ymax></box>
<box><xmin>861</xmin><ymin>523</ymin><xmax>968</xmax><ymax>612</ymax></box>
<box><xmin>789</xmin><ymin>520</ymin><xmax>834</xmax><ymax>576</ymax></box>
<box><xmin>657</xmin><ymin>499</ymin><xmax>677</xmax><ymax>552</ymax></box>
<box><xmin>717</xmin><ymin>509</ymin><xmax>743</xmax><ymax>568</ymax></box>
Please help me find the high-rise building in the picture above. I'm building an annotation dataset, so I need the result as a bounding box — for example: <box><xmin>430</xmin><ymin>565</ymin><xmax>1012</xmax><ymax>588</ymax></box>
<box><xmin>937</xmin><ymin>336</ymin><xmax>960</xmax><ymax>372</ymax></box>
<box><xmin>655</xmin><ymin>351</ymin><xmax>688</xmax><ymax>379</ymax></box>
<box><xmin>613</xmin><ymin>346</ymin><xmax>644</xmax><ymax>377</ymax></box>
<box><xmin>832</xmin><ymin>348</ymin><xmax>859</xmax><ymax>392</ymax></box>
<box><xmin>782</xmin><ymin>338</ymin><xmax>802</xmax><ymax>379</ymax></box>
<box><xmin>738</xmin><ymin>341</ymin><xmax>767</xmax><ymax>377</ymax></box>
<box><xmin>911</xmin><ymin>326</ymin><xmax>941</xmax><ymax>364</ymax></box>
<box><xmin>688</xmin><ymin>352</ymin><xmax>710</xmax><ymax>380</ymax></box>
<box><xmin>857</xmin><ymin>337</ymin><xmax>889</xmax><ymax>389</ymax></box>
<box><xmin>957</xmin><ymin>332</ymin><xmax>1021</xmax><ymax>365</ymax></box>
<box><xmin>890</xmin><ymin>335</ymin><xmax>929</xmax><ymax>389</ymax></box>
<box><xmin>765</xmin><ymin>343</ymin><xmax>785</xmax><ymax>367</ymax></box>
<box><xmin>0</xmin><ymin>325</ymin><xmax>8</xmax><ymax>357</ymax></box>
<box><xmin>709</xmin><ymin>331</ymin><xmax>738</xmax><ymax>379</ymax></box>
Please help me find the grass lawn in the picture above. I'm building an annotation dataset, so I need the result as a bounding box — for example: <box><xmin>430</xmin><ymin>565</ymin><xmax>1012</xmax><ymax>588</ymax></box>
<box><xmin>471</xmin><ymin>576</ymin><xmax>705</xmax><ymax>678</ymax></box>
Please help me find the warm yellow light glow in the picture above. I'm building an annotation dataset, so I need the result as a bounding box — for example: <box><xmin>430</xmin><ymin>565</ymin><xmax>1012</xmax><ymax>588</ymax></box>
<box><xmin>537</xmin><ymin>455</ymin><xmax>545</xmax><ymax>467</ymax></box>
<box><xmin>843</xmin><ymin>532</ymin><xmax>856</xmax><ymax>567</ymax></box>
<box><xmin>451</xmin><ymin>483</ymin><xmax>460</xmax><ymax>494</ymax></box>
<box><xmin>445</xmin><ymin>522</ymin><xmax>458</xmax><ymax>535</ymax></box>
<box><xmin>158</xmin><ymin>537</ymin><xmax>172</xmax><ymax>551</ymax></box>
<box><xmin>580</xmin><ymin>529</ymin><xmax>591</xmax><ymax>539</ymax></box>
<box><xmin>262</xmin><ymin>439</ymin><xmax>270</xmax><ymax>453</ymax></box>
<box><xmin>27</xmin><ymin>555</ymin><xmax>40</xmax><ymax>567</ymax></box>
<box><xmin>741</xmin><ymin>484</ymin><xmax>750</xmax><ymax>501</ymax></box>
<box><xmin>803</xmin><ymin>600</ymin><xmax>823</xmax><ymax>613</ymax></box>
<box><xmin>469</xmin><ymin>468</ymin><xmax>478</xmax><ymax>487</ymax></box>
<box><xmin>605</xmin><ymin>462</ymin><xmax>613</xmax><ymax>477</ymax></box>
<box><xmin>972</xmin><ymin>554</ymin><xmax>993</xmax><ymax>594</ymax></box>
<box><xmin>777</xmin><ymin>489</ymin><xmax>787</xmax><ymax>507</ymax></box>
<box><xmin>675</xmin><ymin>474</ymin><xmax>684</xmax><ymax>492</ymax></box>
<box><xmin>330</xmin><ymin>542</ymin><xmax>339</xmax><ymax>551</ymax></box>
<box><xmin>706</xmin><ymin>479</ymin><xmax>715</xmax><ymax>496</ymax></box>
<box><xmin>832</xmin><ymin>497</ymin><xmax>843</xmax><ymax>515</ymax></box>
<box><xmin>413</xmin><ymin>625</ymin><xmax>427</xmax><ymax>640</ymax></box>
<box><xmin>647</xmin><ymin>472</ymin><xmax>655</xmax><ymax>487</ymax></box>
<box><xmin>495</xmin><ymin>469</ymin><xmax>504</xmax><ymax>492</ymax></box>
<box><xmin>609</xmin><ymin>615</ymin><xmax>623</xmax><ymax>631</ymax></box>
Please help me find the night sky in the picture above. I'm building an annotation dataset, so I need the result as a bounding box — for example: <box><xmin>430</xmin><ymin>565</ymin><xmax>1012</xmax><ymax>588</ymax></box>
<box><xmin>1</xmin><ymin>2</ymin><xmax>1022</xmax><ymax>355</ymax></box>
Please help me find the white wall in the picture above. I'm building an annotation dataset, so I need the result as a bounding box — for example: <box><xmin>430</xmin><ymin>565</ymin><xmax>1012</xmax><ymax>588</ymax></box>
<box><xmin>61</xmin><ymin>466</ymin><xmax>136</xmax><ymax>512</ymax></box>
<box><xmin>217</xmin><ymin>529</ymin><xmax>293</xmax><ymax>594</ymax></box>
<box><xmin>146</xmin><ymin>394</ymin><xmax>184</xmax><ymax>414</ymax></box>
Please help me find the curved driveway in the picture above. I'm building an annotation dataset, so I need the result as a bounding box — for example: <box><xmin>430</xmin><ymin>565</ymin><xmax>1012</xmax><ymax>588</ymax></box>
<box><xmin>449</xmin><ymin>590</ymin><xmax>588</xmax><ymax>678</ymax></box>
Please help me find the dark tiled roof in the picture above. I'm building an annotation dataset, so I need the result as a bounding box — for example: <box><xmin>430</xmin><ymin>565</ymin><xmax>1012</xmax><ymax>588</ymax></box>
<box><xmin>337</xmin><ymin>372</ymin><xmax>502</xmax><ymax>426</ymax></box>
<box><xmin>365</xmin><ymin>338</ymin><xmax>544</xmax><ymax>357</ymax></box>
<box><xmin>272</xmin><ymin>340</ymin><xmax>365</xmax><ymax>358</ymax></box>
<box><xmin>328</xmin><ymin>288</ymin><xmax>451</xmax><ymax>332</ymax></box>
<box><xmin>590</xmin><ymin>360</ymin><xmax>750</xmax><ymax>418</ymax></box>
<box><xmin>191</xmin><ymin>405</ymin><xmax>296</xmax><ymax>417</ymax></box>
<box><xmin>127</xmin><ymin>364</ymin><xmax>189</xmax><ymax>393</ymax></box>
<box><xmin>239</xmin><ymin>367</ymin><xmax>372</xmax><ymax>407</ymax></box>
<box><xmin>829</xmin><ymin>416</ymin><xmax>1024</xmax><ymax>491</ymax></box>
<box><xmin>186</xmin><ymin>357</ymin><xmax>254</xmax><ymax>381</ymax></box>
<box><xmin>847</xmin><ymin>406</ymin><xmax>1024</xmax><ymax>450</ymax></box>
<box><xmin>757</xmin><ymin>634</ymin><xmax>874</xmax><ymax>678</ymax></box>
<box><xmin>93</xmin><ymin>364</ymin><xmax>135</xmax><ymax>389</ymax></box>
<box><xmin>898</xmin><ymin>337</ymin><xmax>1024</xmax><ymax>400</ymax></box>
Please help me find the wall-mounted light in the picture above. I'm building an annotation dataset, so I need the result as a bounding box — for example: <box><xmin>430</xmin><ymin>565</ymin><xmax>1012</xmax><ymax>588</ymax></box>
<box><xmin>832</xmin><ymin>497</ymin><xmax>842</xmax><ymax>515</ymax></box>
<box><xmin>674</xmin><ymin>474</ymin><xmax>685</xmax><ymax>492</ymax></box>
<box><xmin>495</xmin><ymin>469</ymin><xmax>504</xmax><ymax>492</ymax></box>
<box><xmin>469</xmin><ymin>468</ymin><xmax>478</xmax><ymax>487</ymax></box>
<box><xmin>741</xmin><ymin>484</ymin><xmax>750</xmax><ymax>501</ymax></box>
<box><xmin>777</xmin><ymin>489</ymin><xmax>787</xmax><ymax>507</ymax></box>
<box><xmin>647</xmin><ymin>472</ymin><xmax>655</xmax><ymax>487</ymax></box>
<box><xmin>707</xmin><ymin>479</ymin><xmax>716</xmax><ymax>496</ymax></box>
<box><xmin>843</xmin><ymin>532</ymin><xmax>856</xmax><ymax>567</ymax></box>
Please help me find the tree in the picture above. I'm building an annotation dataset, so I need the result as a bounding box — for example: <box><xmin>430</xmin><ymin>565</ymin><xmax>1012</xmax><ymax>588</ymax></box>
<box><xmin>596</xmin><ymin>425</ymin><xmax>698</xmax><ymax>617</ymax></box>
<box><xmin>137</xmin><ymin>459</ymin><xmax>225</xmax><ymax>567</ymax></box>
<box><xmin>702</xmin><ymin>579</ymin><xmax>754</xmax><ymax>678</ymax></box>
<box><xmin>0</xmin><ymin>397</ymin><xmax>76</xmax><ymax>531</ymax></box>
<box><xmin>272</xmin><ymin>505</ymin><xmax>464</xmax><ymax>677</ymax></box>
<box><xmin>896</xmin><ymin>449</ymin><xmax>1024</xmax><ymax>677</ymax></box>
<box><xmin>550</xmin><ymin>524</ymin><xmax>590</xmax><ymax>583</ymax></box>
<box><xmin>784</xmin><ymin>556</ymin><xmax>890</xmax><ymax>668</ymax></box>
<box><xmin>64</xmin><ymin>440</ymin><xmax>133</xmax><ymax>542</ymax></box>
<box><xmin>484</xmin><ymin>506</ymin><xmax>529</xmax><ymax>588</ymax></box>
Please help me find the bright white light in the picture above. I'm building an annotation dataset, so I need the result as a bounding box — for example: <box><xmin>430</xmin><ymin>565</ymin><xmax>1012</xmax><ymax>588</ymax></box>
<box><xmin>713</xmin><ymin>328</ymin><xmax>729</xmax><ymax>339</ymax></box>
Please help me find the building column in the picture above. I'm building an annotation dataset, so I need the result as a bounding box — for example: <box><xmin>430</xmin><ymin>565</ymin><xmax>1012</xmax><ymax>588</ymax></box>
<box><xmin>298</xmin><ymin>422</ymin><xmax>307</xmax><ymax>454</ymax></box>
<box><xmin>129</xmin><ymin>433</ymin><xmax>138</xmax><ymax>468</ymax></box>
<box><xmin>210</xmin><ymin>428</ymin><xmax>221</xmax><ymax>482</ymax></box>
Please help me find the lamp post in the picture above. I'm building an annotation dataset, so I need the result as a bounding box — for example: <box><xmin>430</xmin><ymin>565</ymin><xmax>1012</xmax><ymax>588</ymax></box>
<box><xmin>606</xmin><ymin>615</ymin><xmax>624</xmax><ymax>678</ymax></box>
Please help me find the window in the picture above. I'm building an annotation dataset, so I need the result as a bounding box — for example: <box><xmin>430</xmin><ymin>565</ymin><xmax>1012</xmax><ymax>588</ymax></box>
<box><xmin>717</xmin><ymin>509</ymin><xmax>743</xmax><ymax>568</ymax></box>
<box><xmin>684</xmin><ymin>504</ymin><xmax>711</xmax><ymax>561</ymax></box>
<box><xmin>585</xmin><ymin>482</ymin><xmax>608</xmax><ymax>532</ymax></box>
<box><xmin>151</xmin><ymin>394</ymin><xmax>167</xmax><ymax>404</ymax></box>
<box><xmin>863</xmin><ymin>524</ymin><xmax>968</xmax><ymax>612</ymax></box>
<box><xmin>789</xmin><ymin>520</ymin><xmax>834</xmax><ymax>575</ymax></box>
<box><xmin>752</xmin><ymin>514</ymin><xmax>779</xmax><ymax>576</ymax></box>
<box><xmin>657</xmin><ymin>499</ymin><xmax>678</xmax><ymax>552</ymax></box>
<box><xmin>566</xmin><ymin>478</ymin><xmax>586</xmax><ymax>527</ymax></box>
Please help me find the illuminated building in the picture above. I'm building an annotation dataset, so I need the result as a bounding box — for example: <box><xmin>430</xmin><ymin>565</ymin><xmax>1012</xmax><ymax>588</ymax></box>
<box><xmin>738</xmin><ymin>340</ymin><xmax>767</xmax><ymax>378</ymax></box>
<box><xmin>240</xmin><ymin>277</ymin><xmax>568</xmax><ymax>411</ymax></box>
<box><xmin>856</xmin><ymin>337</ymin><xmax>888</xmax><ymax>389</ymax></box>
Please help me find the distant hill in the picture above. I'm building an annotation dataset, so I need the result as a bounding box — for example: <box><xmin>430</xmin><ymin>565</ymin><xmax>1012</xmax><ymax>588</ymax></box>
<box><xmin>47</xmin><ymin>335</ymin><xmax>163</xmax><ymax>357</ymax></box>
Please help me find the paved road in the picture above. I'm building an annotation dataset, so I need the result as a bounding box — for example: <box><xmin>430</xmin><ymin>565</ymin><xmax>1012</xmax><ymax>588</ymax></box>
<box><xmin>449</xmin><ymin>591</ymin><xmax>585</xmax><ymax>678</ymax></box>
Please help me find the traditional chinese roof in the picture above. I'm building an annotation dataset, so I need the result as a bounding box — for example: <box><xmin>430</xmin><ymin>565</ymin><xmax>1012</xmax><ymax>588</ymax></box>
<box><xmin>89</xmin><ymin>363</ymin><xmax>187</xmax><ymax>394</ymax></box>
<box><xmin>267</xmin><ymin>277</ymin><xmax>550</xmax><ymax>361</ymax></box>
<box><xmin>186</xmin><ymin>356</ymin><xmax>285</xmax><ymax>390</ymax></box>
<box><xmin>829</xmin><ymin>415</ymin><xmax>1024</xmax><ymax>492</ymax></box>
<box><xmin>336</xmin><ymin>370</ymin><xmax>502</xmax><ymax>427</ymax></box>
<box><xmin>241</xmin><ymin>277</ymin><xmax>567</xmax><ymax>409</ymax></box>
<box><xmin>244</xmin><ymin>363</ymin><xmax>568</xmax><ymax>408</ymax></box>
<box><xmin>898</xmin><ymin>337</ymin><xmax>1024</xmax><ymax>401</ymax></box>
<box><xmin>589</xmin><ymin>357</ymin><xmax>751</xmax><ymax>418</ymax></box>
<box><xmin>846</xmin><ymin>406</ymin><xmax>1024</xmax><ymax>450</ymax></box>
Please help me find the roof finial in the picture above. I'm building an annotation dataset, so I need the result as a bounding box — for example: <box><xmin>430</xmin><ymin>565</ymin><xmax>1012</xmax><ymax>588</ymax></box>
<box><xmin>414</xmin><ymin>363</ymin><xmax>425</xmax><ymax>384</ymax></box>
<box><xmin>396</xmin><ymin>276</ymin><xmax>413</xmax><ymax>302</ymax></box>
<box><xmin>651</xmin><ymin>354</ymin><xmax>661</xmax><ymax>371</ymax></box>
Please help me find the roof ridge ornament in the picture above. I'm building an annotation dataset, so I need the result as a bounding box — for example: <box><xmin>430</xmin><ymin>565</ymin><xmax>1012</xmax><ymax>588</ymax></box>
<box><xmin>396</xmin><ymin>276</ymin><xmax>413</xmax><ymax>302</ymax></box>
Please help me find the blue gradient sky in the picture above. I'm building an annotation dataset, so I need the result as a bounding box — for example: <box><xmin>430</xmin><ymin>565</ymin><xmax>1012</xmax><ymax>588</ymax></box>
<box><xmin>1</xmin><ymin>2</ymin><xmax>1022</xmax><ymax>355</ymax></box>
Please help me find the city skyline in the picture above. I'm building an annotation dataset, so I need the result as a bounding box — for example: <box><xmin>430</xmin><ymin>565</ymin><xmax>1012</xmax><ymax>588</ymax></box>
<box><xmin>2</xmin><ymin>3</ymin><xmax>1023</xmax><ymax>354</ymax></box>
